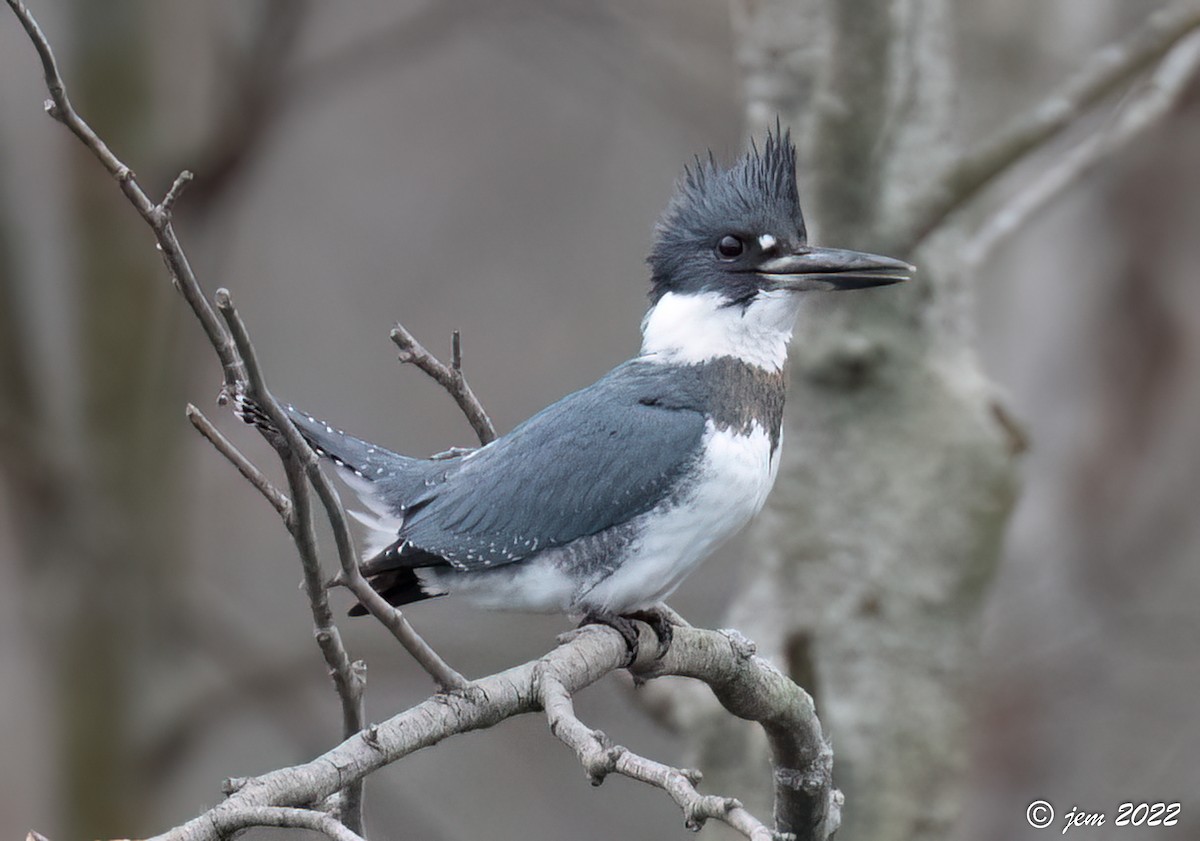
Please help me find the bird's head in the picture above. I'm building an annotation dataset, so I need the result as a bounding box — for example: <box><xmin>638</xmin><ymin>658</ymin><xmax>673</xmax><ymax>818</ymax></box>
<box><xmin>641</xmin><ymin>125</ymin><xmax>912</xmax><ymax>370</ymax></box>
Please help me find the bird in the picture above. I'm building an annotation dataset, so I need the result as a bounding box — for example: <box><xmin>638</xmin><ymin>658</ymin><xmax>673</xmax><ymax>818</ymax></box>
<box><xmin>239</xmin><ymin>125</ymin><xmax>911</xmax><ymax>660</ymax></box>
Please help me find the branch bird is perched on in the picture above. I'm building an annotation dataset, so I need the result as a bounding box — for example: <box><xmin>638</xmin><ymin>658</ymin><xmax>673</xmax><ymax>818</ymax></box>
<box><xmin>241</xmin><ymin>126</ymin><xmax>911</xmax><ymax>660</ymax></box>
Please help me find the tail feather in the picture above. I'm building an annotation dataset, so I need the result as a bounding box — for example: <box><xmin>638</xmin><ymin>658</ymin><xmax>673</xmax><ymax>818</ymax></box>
<box><xmin>235</xmin><ymin>394</ymin><xmax>455</xmax><ymax>615</ymax></box>
<box><xmin>235</xmin><ymin>394</ymin><xmax>416</xmax><ymax>481</ymax></box>
<box><xmin>347</xmin><ymin>568</ymin><xmax>442</xmax><ymax>615</ymax></box>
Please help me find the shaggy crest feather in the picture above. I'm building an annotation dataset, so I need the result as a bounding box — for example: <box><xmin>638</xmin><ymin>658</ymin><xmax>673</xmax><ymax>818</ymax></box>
<box><xmin>648</xmin><ymin>123</ymin><xmax>804</xmax><ymax>302</ymax></box>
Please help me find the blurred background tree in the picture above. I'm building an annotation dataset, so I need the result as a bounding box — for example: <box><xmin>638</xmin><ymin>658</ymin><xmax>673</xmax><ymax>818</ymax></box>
<box><xmin>0</xmin><ymin>1</ymin><xmax>1197</xmax><ymax>840</ymax></box>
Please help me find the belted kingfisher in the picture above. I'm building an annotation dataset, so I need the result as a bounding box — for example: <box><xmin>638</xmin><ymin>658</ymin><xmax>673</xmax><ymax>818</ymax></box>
<box><xmin>242</xmin><ymin>126</ymin><xmax>910</xmax><ymax>656</ymax></box>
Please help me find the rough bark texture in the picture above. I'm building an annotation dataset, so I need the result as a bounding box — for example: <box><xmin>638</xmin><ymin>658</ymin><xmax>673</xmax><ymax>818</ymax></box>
<box><xmin>148</xmin><ymin>625</ymin><xmax>830</xmax><ymax>841</ymax></box>
<box><xmin>687</xmin><ymin>2</ymin><xmax>1022</xmax><ymax>838</ymax></box>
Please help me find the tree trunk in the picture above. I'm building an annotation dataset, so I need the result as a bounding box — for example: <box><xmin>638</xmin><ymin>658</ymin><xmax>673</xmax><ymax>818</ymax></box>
<box><xmin>685</xmin><ymin>2</ymin><xmax>1022</xmax><ymax>838</ymax></box>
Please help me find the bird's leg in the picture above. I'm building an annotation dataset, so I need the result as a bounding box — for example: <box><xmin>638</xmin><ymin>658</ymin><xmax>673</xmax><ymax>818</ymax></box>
<box><xmin>622</xmin><ymin>603</ymin><xmax>681</xmax><ymax>659</ymax></box>
<box><xmin>578</xmin><ymin>612</ymin><xmax>642</xmax><ymax>665</ymax></box>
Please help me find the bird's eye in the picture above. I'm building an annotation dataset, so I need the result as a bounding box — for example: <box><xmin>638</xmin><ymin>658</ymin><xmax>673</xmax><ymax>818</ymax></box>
<box><xmin>715</xmin><ymin>235</ymin><xmax>744</xmax><ymax>260</ymax></box>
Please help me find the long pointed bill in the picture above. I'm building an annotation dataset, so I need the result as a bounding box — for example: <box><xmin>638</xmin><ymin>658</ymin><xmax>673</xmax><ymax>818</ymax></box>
<box><xmin>757</xmin><ymin>246</ymin><xmax>914</xmax><ymax>291</ymax></box>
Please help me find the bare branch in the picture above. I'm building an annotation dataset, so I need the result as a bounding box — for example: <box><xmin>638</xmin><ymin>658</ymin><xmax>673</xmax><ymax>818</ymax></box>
<box><xmin>211</xmin><ymin>806</ymin><xmax>366</xmax><ymax>841</ymax></box>
<box><xmin>964</xmin><ymin>31</ymin><xmax>1200</xmax><ymax>268</ymax></box>
<box><xmin>7</xmin><ymin>6</ymin><xmax>832</xmax><ymax>840</ymax></box>
<box><xmin>3</xmin><ymin>0</ymin><xmax>375</xmax><ymax>827</ymax></box>
<box><xmin>205</xmin><ymin>307</ymin><xmax>369</xmax><ymax>830</ymax></box>
<box><xmin>4</xmin><ymin>0</ymin><xmax>246</xmax><ymax>391</ymax></box>
<box><xmin>186</xmin><ymin>403</ymin><xmax>293</xmax><ymax>524</ymax></box>
<box><xmin>904</xmin><ymin>0</ymin><xmax>1200</xmax><ymax>247</ymax></box>
<box><xmin>392</xmin><ymin>322</ymin><xmax>497</xmax><ymax>445</ymax></box>
<box><xmin>278</xmin><ymin>448</ymin><xmax>369</xmax><ymax>719</ymax></box>
<box><xmin>213</xmin><ymin>295</ymin><xmax>367</xmax><ymax>831</ymax></box>
<box><xmin>539</xmin><ymin>657</ymin><xmax>781</xmax><ymax>840</ymax></box>
<box><xmin>643</xmin><ymin>629</ymin><xmax>838</xmax><ymax>839</ymax></box>
<box><xmin>151</xmin><ymin>625</ymin><xmax>829</xmax><ymax>841</ymax></box>
<box><xmin>160</xmin><ymin>169</ymin><xmax>193</xmax><ymax>220</ymax></box>
<box><xmin>8</xmin><ymin>0</ymin><xmax>465</xmax><ymax>754</ymax></box>
<box><xmin>215</xmin><ymin>289</ymin><xmax>469</xmax><ymax>692</ymax></box>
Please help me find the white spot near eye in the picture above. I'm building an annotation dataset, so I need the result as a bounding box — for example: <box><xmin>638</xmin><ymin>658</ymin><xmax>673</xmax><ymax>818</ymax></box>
<box><xmin>758</xmin><ymin>234</ymin><xmax>776</xmax><ymax>250</ymax></box>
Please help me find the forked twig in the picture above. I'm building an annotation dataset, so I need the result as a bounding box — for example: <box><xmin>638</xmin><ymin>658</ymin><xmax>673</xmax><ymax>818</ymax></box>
<box><xmin>187</xmin><ymin>404</ymin><xmax>293</xmax><ymax>524</ymax></box>
<box><xmin>216</xmin><ymin>289</ymin><xmax>469</xmax><ymax>693</ymax></box>
<box><xmin>6</xmin><ymin>3</ymin><xmax>832</xmax><ymax>839</ymax></box>
<box><xmin>3</xmin><ymin>0</ymin><xmax>463</xmax><ymax>830</ymax></box>
<box><xmin>391</xmin><ymin>323</ymin><xmax>497</xmax><ymax>445</ymax></box>
<box><xmin>4</xmin><ymin>0</ymin><xmax>245</xmax><ymax>391</ymax></box>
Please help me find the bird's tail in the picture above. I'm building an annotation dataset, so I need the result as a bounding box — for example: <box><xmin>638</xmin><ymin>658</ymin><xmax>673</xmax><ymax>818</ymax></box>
<box><xmin>235</xmin><ymin>393</ymin><xmax>417</xmax><ymax>549</ymax></box>
<box><xmin>235</xmin><ymin>394</ymin><xmax>413</xmax><ymax>483</ymax></box>
<box><xmin>235</xmin><ymin>394</ymin><xmax>449</xmax><ymax>613</ymax></box>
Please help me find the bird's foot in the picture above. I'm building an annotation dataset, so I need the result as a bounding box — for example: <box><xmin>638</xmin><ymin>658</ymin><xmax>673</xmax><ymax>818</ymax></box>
<box><xmin>578</xmin><ymin>612</ymin><xmax>642</xmax><ymax>665</ymax></box>
<box><xmin>577</xmin><ymin>605</ymin><xmax>682</xmax><ymax>665</ymax></box>
<box><xmin>623</xmin><ymin>604</ymin><xmax>680</xmax><ymax>660</ymax></box>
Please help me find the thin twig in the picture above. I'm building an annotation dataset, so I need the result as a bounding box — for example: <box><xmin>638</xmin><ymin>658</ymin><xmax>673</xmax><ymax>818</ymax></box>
<box><xmin>7</xmin><ymin>5</ymin><xmax>832</xmax><ymax>840</ymax></box>
<box><xmin>213</xmin><ymin>295</ymin><xmax>369</xmax><ymax>831</ymax></box>
<box><xmin>903</xmin><ymin>0</ymin><xmax>1200</xmax><ymax>248</ymax></box>
<box><xmin>964</xmin><ymin>31</ymin><xmax>1200</xmax><ymax>268</ymax></box>
<box><xmin>216</xmin><ymin>289</ymin><xmax>469</xmax><ymax>692</ymax></box>
<box><xmin>4</xmin><ymin>0</ymin><xmax>245</xmax><ymax>391</ymax></box>
<box><xmin>211</xmin><ymin>323</ymin><xmax>369</xmax><ymax>831</ymax></box>
<box><xmin>160</xmin><ymin>169</ymin><xmax>194</xmax><ymax>220</ymax></box>
<box><xmin>538</xmin><ymin>663</ymin><xmax>780</xmax><ymax>840</ymax></box>
<box><xmin>10</xmin><ymin>0</ymin><xmax>464</xmax><ymax>706</ymax></box>
<box><xmin>281</xmin><ymin>424</ymin><xmax>370</xmax><ymax>829</ymax></box>
<box><xmin>4</xmin><ymin>1</ymin><xmax>373</xmax><ymax>830</ymax></box>
<box><xmin>391</xmin><ymin>322</ymin><xmax>497</xmax><ymax>445</ymax></box>
<box><xmin>186</xmin><ymin>404</ymin><xmax>293</xmax><ymax>525</ymax></box>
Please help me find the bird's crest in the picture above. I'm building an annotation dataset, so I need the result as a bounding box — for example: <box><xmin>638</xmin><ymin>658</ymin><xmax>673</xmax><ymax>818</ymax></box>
<box><xmin>648</xmin><ymin>123</ymin><xmax>805</xmax><ymax>300</ymax></box>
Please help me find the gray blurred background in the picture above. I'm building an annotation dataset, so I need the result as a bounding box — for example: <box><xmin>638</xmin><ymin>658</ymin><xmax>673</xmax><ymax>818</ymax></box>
<box><xmin>1</xmin><ymin>1</ymin><xmax>1198</xmax><ymax>839</ymax></box>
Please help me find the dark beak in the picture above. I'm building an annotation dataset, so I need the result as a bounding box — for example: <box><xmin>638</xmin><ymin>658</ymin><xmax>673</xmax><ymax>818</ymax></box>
<box><xmin>756</xmin><ymin>246</ymin><xmax>914</xmax><ymax>291</ymax></box>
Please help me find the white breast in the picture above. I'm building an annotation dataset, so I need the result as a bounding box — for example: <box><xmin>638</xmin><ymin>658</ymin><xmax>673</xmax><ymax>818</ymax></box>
<box><xmin>577</xmin><ymin>419</ymin><xmax>781</xmax><ymax>613</ymax></box>
<box><xmin>639</xmin><ymin>290</ymin><xmax>800</xmax><ymax>371</ymax></box>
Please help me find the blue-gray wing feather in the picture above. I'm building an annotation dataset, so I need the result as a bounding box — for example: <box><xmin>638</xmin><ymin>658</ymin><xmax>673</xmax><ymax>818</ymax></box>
<box><xmin>397</xmin><ymin>363</ymin><xmax>707</xmax><ymax>570</ymax></box>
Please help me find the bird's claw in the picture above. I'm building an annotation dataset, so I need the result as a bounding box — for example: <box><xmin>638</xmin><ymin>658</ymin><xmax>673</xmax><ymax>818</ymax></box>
<box><xmin>578</xmin><ymin>605</ymin><xmax>679</xmax><ymax>665</ymax></box>
<box><xmin>624</xmin><ymin>606</ymin><xmax>677</xmax><ymax>660</ymax></box>
<box><xmin>578</xmin><ymin>612</ymin><xmax>642</xmax><ymax>665</ymax></box>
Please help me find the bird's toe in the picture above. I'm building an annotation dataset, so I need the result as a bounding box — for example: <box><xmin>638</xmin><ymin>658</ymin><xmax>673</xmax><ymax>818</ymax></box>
<box><xmin>578</xmin><ymin>612</ymin><xmax>641</xmax><ymax>665</ymax></box>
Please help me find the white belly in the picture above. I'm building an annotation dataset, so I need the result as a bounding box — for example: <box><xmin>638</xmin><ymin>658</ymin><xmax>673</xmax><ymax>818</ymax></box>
<box><xmin>577</xmin><ymin>419</ymin><xmax>780</xmax><ymax>613</ymax></box>
<box><xmin>418</xmin><ymin>420</ymin><xmax>781</xmax><ymax>614</ymax></box>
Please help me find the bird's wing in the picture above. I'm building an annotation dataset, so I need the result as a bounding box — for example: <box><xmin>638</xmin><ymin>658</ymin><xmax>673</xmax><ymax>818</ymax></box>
<box><xmin>395</xmin><ymin>364</ymin><xmax>708</xmax><ymax>571</ymax></box>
